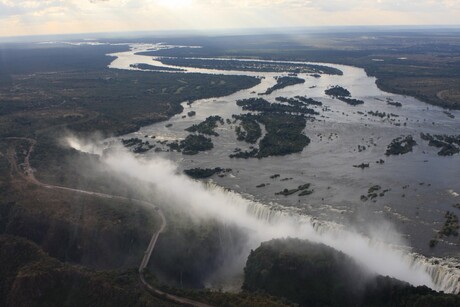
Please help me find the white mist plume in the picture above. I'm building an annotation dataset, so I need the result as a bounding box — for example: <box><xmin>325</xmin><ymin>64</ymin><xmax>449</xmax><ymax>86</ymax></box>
<box><xmin>66</xmin><ymin>136</ymin><xmax>451</xmax><ymax>291</ymax></box>
<box><xmin>66</xmin><ymin>136</ymin><xmax>105</xmax><ymax>155</ymax></box>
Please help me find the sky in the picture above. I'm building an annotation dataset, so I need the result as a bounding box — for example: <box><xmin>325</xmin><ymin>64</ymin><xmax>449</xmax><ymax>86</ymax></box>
<box><xmin>1</xmin><ymin>0</ymin><xmax>459</xmax><ymax>37</ymax></box>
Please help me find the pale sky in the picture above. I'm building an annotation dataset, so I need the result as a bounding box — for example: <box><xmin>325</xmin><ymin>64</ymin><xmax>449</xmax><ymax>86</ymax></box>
<box><xmin>1</xmin><ymin>0</ymin><xmax>459</xmax><ymax>37</ymax></box>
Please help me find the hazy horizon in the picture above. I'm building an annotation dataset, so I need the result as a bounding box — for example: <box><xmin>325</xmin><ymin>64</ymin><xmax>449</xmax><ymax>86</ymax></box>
<box><xmin>2</xmin><ymin>0</ymin><xmax>460</xmax><ymax>38</ymax></box>
<box><xmin>2</xmin><ymin>24</ymin><xmax>460</xmax><ymax>43</ymax></box>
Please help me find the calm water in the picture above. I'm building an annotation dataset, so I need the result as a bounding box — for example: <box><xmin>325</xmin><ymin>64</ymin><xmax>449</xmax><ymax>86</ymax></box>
<box><xmin>109</xmin><ymin>43</ymin><xmax>460</xmax><ymax>258</ymax></box>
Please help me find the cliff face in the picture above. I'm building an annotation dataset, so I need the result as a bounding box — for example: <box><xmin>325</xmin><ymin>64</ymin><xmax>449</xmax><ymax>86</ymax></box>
<box><xmin>0</xmin><ymin>235</ymin><xmax>174</xmax><ymax>307</ymax></box>
<box><xmin>243</xmin><ymin>238</ymin><xmax>460</xmax><ymax>307</ymax></box>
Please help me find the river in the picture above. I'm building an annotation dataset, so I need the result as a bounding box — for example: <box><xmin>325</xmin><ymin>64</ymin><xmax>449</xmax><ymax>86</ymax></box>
<box><xmin>104</xmin><ymin>42</ymin><xmax>460</xmax><ymax>293</ymax></box>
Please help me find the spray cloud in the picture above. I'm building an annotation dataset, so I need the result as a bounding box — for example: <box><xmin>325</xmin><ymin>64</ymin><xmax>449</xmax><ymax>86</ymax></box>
<box><xmin>66</xmin><ymin>136</ymin><xmax>460</xmax><ymax>293</ymax></box>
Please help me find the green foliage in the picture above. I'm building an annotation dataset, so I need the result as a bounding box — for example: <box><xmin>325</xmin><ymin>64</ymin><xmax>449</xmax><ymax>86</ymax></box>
<box><xmin>439</xmin><ymin>211</ymin><xmax>459</xmax><ymax>237</ymax></box>
<box><xmin>236</xmin><ymin>98</ymin><xmax>318</xmax><ymax>115</ymax></box>
<box><xmin>0</xmin><ymin>235</ymin><xmax>172</xmax><ymax>307</ymax></box>
<box><xmin>420</xmin><ymin>133</ymin><xmax>460</xmax><ymax>156</ymax></box>
<box><xmin>385</xmin><ymin>135</ymin><xmax>417</xmax><ymax>156</ymax></box>
<box><xmin>231</xmin><ymin>98</ymin><xmax>312</xmax><ymax>158</ymax></box>
<box><xmin>276</xmin><ymin>96</ymin><xmax>323</xmax><ymax>107</ymax></box>
<box><xmin>154</xmin><ymin>57</ymin><xmax>342</xmax><ymax>75</ymax></box>
<box><xmin>243</xmin><ymin>238</ymin><xmax>367</xmax><ymax>306</ymax></box>
<box><xmin>129</xmin><ymin>63</ymin><xmax>184</xmax><ymax>71</ymax></box>
<box><xmin>152</xmin><ymin>283</ymin><xmax>295</xmax><ymax>307</ymax></box>
<box><xmin>388</xmin><ymin>101</ymin><xmax>402</xmax><ymax>107</ymax></box>
<box><xmin>262</xmin><ymin>76</ymin><xmax>305</xmax><ymax>95</ymax></box>
<box><xmin>0</xmin><ymin>45</ymin><xmax>128</xmax><ymax>78</ymax></box>
<box><xmin>229</xmin><ymin>147</ymin><xmax>259</xmax><ymax>159</ymax></box>
<box><xmin>233</xmin><ymin>114</ymin><xmax>262</xmax><ymax>144</ymax></box>
<box><xmin>243</xmin><ymin>238</ymin><xmax>460</xmax><ymax>307</ymax></box>
<box><xmin>145</xmin><ymin>32</ymin><xmax>460</xmax><ymax>109</ymax></box>
<box><xmin>256</xmin><ymin>113</ymin><xmax>310</xmax><ymax>158</ymax></box>
<box><xmin>337</xmin><ymin>97</ymin><xmax>364</xmax><ymax>105</ymax></box>
<box><xmin>324</xmin><ymin>86</ymin><xmax>363</xmax><ymax>105</ymax></box>
<box><xmin>275</xmin><ymin>183</ymin><xmax>312</xmax><ymax>196</ymax></box>
<box><xmin>0</xmin><ymin>182</ymin><xmax>157</xmax><ymax>269</ymax></box>
<box><xmin>0</xmin><ymin>69</ymin><xmax>260</xmax><ymax>138</ymax></box>
<box><xmin>325</xmin><ymin>85</ymin><xmax>351</xmax><ymax>97</ymax></box>
<box><xmin>184</xmin><ymin>167</ymin><xmax>228</xmax><ymax>179</ymax></box>
<box><xmin>180</xmin><ymin>134</ymin><xmax>214</xmax><ymax>155</ymax></box>
<box><xmin>186</xmin><ymin>115</ymin><xmax>224</xmax><ymax>136</ymax></box>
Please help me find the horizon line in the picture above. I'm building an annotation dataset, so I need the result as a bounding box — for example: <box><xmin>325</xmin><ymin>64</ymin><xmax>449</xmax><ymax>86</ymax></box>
<box><xmin>1</xmin><ymin>24</ymin><xmax>460</xmax><ymax>41</ymax></box>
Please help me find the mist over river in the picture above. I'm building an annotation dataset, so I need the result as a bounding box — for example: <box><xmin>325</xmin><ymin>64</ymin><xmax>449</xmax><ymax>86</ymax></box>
<box><xmin>101</xmin><ymin>43</ymin><xmax>460</xmax><ymax>293</ymax></box>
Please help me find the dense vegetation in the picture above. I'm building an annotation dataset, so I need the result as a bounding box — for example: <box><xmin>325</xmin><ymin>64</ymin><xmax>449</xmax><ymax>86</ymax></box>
<box><xmin>337</xmin><ymin>97</ymin><xmax>365</xmax><ymax>106</ymax></box>
<box><xmin>185</xmin><ymin>115</ymin><xmax>224</xmax><ymax>136</ymax></box>
<box><xmin>122</xmin><ymin>137</ymin><xmax>155</xmax><ymax>153</ymax></box>
<box><xmin>0</xmin><ymin>43</ymin><xmax>268</xmax><ymax>305</ymax></box>
<box><xmin>0</xmin><ymin>235</ymin><xmax>172</xmax><ymax>307</ymax></box>
<box><xmin>368</xmin><ymin>111</ymin><xmax>399</xmax><ymax>118</ymax></box>
<box><xmin>256</xmin><ymin>113</ymin><xmax>310</xmax><ymax>158</ymax></box>
<box><xmin>293</xmin><ymin>96</ymin><xmax>323</xmax><ymax>106</ymax></box>
<box><xmin>233</xmin><ymin>114</ymin><xmax>262</xmax><ymax>144</ymax></box>
<box><xmin>0</xmin><ymin>44</ymin><xmax>128</xmax><ymax>81</ymax></box>
<box><xmin>325</xmin><ymin>85</ymin><xmax>351</xmax><ymax>97</ymax></box>
<box><xmin>262</xmin><ymin>76</ymin><xmax>305</xmax><ymax>95</ymax></box>
<box><xmin>167</xmin><ymin>134</ymin><xmax>214</xmax><ymax>155</ymax></box>
<box><xmin>0</xmin><ymin>42</ymin><xmax>259</xmax><ymax>190</ymax></box>
<box><xmin>229</xmin><ymin>113</ymin><xmax>310</xmax><ymax>159</ymax></box>
<box><xmin>0</xmin><ymin>69</ymin><xmax>259</xmax><ymax>138</ymax></box>
<box><xmin>275</xmin><ymin>183</ymin><xmax>313</xmax><ymax>196</ymax></box>
<box><xmin>420</xmin><ymin>133</ymin><xmax>460</xmax><ymax>156</ymax></box>
<box><xmin>184</xmin><ymin>167</ymin><xmax>230</xmax><ymax>179</ymax></box>
<box><xmin>325</xmin><ymin>86</ymin><xmax>364</xmax><ymax>105</ymax></box>
<box><xmin>129</xmin><ymin>63</ymin><xmax>184</xmax><ymax>71</ymax></box>
<box><xmin>360</xmin><ymin>185</ymin><xmax>390</xmax><ymax>202</ymax></box>
<box><xmin>1</xmin><ymin>34</ymin><xmax>459</xmax><ymax>305</ymax></box>
<box><xmin>243</xmin><ymin>238</ymin><xmax>460</xmax><ymax>307</ymax></box>
<box><xmin>439</xmin><ymin>211</ymin><xmax>459</xmax><ymax>237</ymax></box>
<box><xmin>0</xmin><ymin>180</ymin><xmax>157</xmax><ymax>269</ymax></box>
<box><xmin>236</xmin><ymin>98</ymin><xmax>318</xmax><ymax>115</ymax></box>
<box><xmin>155</xmin><ymin>57</ymin><xmax>342</xmax><ymax>75</ymax></box>
<box><xmin>387</xmin><ymin>101</ymin><xmax>403</xmax><ymax>107</ymax></box>
<box><xmin>385</xmin><ymin>135</ymin><xmax>417</xmax><ymax>156</ymax></box>
<box><xmin>229</xmin><ymin>147</ymin><xmax>260</xmax><ymax>159</ymax></box>
<box><xmin>180</xmin><ymin>134</ymin><xmax>214</xmax><ymax>155</ymax></box>
<box><xmin>230</xmin><ymin>97</ymin><xmax>313</xmax><ymax>158</ymax></box>
<box><xmin>145</xmin><ymin>270</ymin><xmax>294</xmax><ymax>307</ymax></box>
<box><xmin>144</xmin><ymin>31</ymin><xmax>460</xmax><ymax>109</ymax></box>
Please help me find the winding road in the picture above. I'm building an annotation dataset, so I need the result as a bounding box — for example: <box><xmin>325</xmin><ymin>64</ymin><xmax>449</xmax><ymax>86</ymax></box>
<box><xmin>5</xmin><ymin>137</ymin><xmax>213</xmax><ymax>307</ymax></box>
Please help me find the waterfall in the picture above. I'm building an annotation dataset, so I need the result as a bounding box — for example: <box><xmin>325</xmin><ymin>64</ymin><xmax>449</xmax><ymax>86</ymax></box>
<box><xmin>207</xmin><ymin>183</ymin><xmax>460</xmax><ymax>294</ymax></box>
<box><xmin>68</xmin><ymin>136</ymin><xmax>460</xmax><ymax>294</ymax></box>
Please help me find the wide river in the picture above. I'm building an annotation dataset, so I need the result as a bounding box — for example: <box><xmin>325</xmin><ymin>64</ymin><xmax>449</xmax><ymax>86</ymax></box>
<box><xmin>103</xmin><ymin>42</ymin><xmax>460</xmax><ymax>292</ymax></box>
